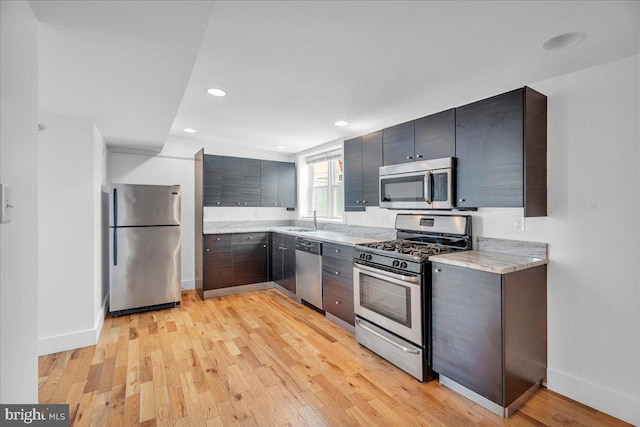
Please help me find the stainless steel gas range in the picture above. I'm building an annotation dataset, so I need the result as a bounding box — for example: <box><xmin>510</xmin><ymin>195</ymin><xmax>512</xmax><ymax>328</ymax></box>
<box><xmin>353</xmin><ymin>214</ymin><xmax>472</xmax><ymax>381</ymax></box>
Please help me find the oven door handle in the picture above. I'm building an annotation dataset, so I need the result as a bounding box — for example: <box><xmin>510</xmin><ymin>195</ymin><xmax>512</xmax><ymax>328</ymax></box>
<box><xmin>356</xmin><ymin>318</ymin><xmax>421</xmax><ymax>354</ymax></box>
<box><xmin>424</xmin><ymin>171</ymin><xmax>432</xmax><ymax>204</ymax></box>
<box><xmin>354</xmin><ymin>263</ymin><xmax>420</xmax><ymax>284</ymax></box>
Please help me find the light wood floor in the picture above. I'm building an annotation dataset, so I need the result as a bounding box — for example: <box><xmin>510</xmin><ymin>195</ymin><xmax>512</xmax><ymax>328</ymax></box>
<box><xmin>39</xmin><ymin>289</ymin><xmax>629</xmax><ymax>426</ymax></box>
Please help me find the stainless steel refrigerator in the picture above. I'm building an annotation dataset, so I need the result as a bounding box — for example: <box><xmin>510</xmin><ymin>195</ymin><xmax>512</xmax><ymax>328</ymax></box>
<box><xmin>109</xmin><ymin>184</ymin><xmax>181</xmax><ymax>315</ymax></box>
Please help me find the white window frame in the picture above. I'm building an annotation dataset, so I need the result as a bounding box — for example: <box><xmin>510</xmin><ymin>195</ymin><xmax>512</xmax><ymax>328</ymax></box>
<box><xmin>305</xmin><ymin>150</ymin><xmax>343</xmax><ymax>221</ymax></box>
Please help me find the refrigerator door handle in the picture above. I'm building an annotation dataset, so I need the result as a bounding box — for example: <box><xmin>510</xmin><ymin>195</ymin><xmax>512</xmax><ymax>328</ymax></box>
<box><xmin>113</xmin><ymin>188</ymin><xmax>118</xmax><ymax>226</ymax></box>
<box><xmin>113</xmin><ymin>227</ymin><xmax>118</xmax><ymax>266</ymax></box>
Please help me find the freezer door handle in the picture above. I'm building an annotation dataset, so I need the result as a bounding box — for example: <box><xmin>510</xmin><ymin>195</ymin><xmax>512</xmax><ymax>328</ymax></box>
<box><xmin>113</xmin><ymin>228</ymin><xmax>117</xmax><ymax>266</ymax></box>
<box><xmin>113</xmin><ymin>188</ymin><xmax>118</xmax><ymax>226</ymax></box>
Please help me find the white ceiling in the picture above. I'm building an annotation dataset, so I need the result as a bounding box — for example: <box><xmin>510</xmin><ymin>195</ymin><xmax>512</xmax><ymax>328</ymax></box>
<box><xmin>29</xmin><ymin>1</ymin><xmax>640</xmax><ymax>154</ymax></box>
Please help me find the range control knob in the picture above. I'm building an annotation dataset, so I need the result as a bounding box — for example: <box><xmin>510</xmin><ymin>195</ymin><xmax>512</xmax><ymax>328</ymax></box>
<box><xmin>392</xmin><ymin>260</ymin><xmax>400</xmax><ymax>267</ymax></box>
<box><xmin>400</xmin><ymin>262</ymin><xmax>408</xmax><ymax>269</ymax></box>
<box><xmin>359</xmin><ymin>253</ymin><xmax>366</xmax><ymax>259</ymax></box>
<box><xmin>366</xmin><ymin>254</ymin><xmax>372</xmax><ymax>261</ymax></box>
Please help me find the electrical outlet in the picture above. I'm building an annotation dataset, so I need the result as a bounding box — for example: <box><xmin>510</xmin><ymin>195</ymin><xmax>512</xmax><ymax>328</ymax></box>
<box><xmin>1</xmin><ymin>184</ymin><xmax>12</xmax><ymax>224</ymax></box>
<box><xmin>513</xmin><ymin>216</ymin><xmax>525</xmax><ymax>233</ymax></box>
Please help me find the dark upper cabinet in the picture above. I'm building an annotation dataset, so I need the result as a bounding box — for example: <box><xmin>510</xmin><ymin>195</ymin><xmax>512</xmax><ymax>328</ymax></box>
<box><xmin>414</xmin><ymin>109</ymin><xmax>456</xmax><ymax>160</ymax></box>
<box><xmin>382</xmin><ymin>121</ymin><xmax>415</xmax><ymax>165</ymax></box>
<box><xmin>203</xmin><ymin>155</ymin><xmax>223</xmax><ymax>206</ymax></box>
<box><xmin>361</xmin><ymin>131</ymin><xmax>383</xmax><ymax>207</ymax></box>
<box><xmin>204</xmin><ymin>155</ymin><xmax>296</xmax><ymax>210</ymax></box>
<box><xmin>241</xmin><ymin>158</ymin><xmax>261</xmax><ymax>207</ymax></box>
<box><xmin>455</xmin><ymin>87</ymin><xmax>547</xmax><ymax>216</ymax></box>
<box><xmin>343</xmin><ymin>136</ymin><xmax>363</xmax><ymax>211</ymax></box>
<box><xmin>260</xmin><ymin>160</ymin><xmax>279</xmax><ymax>207</ymax></box>
<box><xmin>277</xmin><ymin>162</ymin><xmax>296</xmax><ymax>209</ymax></box>
<box><xmin>344</xmin><ymin>131</ymin><xmax>382</xmax><ymax>211</ymax></box>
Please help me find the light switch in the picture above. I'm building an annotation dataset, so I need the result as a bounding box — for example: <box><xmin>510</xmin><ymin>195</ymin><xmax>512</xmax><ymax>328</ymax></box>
<box><xmin>1</xmin><ymin>184</ymin><xmax>12</xmax><ymax>224</ymax></box>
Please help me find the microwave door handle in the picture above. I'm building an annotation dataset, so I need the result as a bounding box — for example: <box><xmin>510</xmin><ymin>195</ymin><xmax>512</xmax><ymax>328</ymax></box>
<box><xmin>424</xmin><ymin>171</ymin><xmax>432</xmax><ymax>204</ymax></box>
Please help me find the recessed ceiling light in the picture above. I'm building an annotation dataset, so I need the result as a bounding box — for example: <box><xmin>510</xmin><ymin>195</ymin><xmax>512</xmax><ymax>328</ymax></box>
<box><xmin>206</xmin><ymin>88</ymin><xmax>227</xmax><ymax>97</ymax></box>
<box><xmin>183</xmin><ymin>128</ymin><xmax>197</xmax><ymax>133</ymax></box>
<box><xmin>543</xmin><ymin>32</ymin><xmax>586</xmax><ymax>51</ymax></box>
<box><xmin>334</xmin><ymin>120</ymin><xmax>349</xmax><ymax>127</ymax></box>
<box><xmin>275</xmin><ymin>145</ymin><xmax>285</xmax><ymax>150</ymax></box>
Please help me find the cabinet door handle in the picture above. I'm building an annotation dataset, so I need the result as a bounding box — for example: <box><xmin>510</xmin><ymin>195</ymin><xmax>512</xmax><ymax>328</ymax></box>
<box><xmin>217</xmin><ymin>238</ymin><xmax>220</xmax><ymax>241</ymax></box>
<box><xmin>434</xmin><ymin>268</ymin><xmax>442</xmax><ymax>272</ymax></box>
<box><xmin>335</xmin><ymin>271</ymin><xmax>340</xmax><ymax>275</ymax></box>
<box><xmin>355</xmin><ymin>200</ymin><xmax>360</xmax><ymax>204</ymax></box>
<box><xmin>236</xmin><ymin>202</ymin><xmax>241</xmax><ymax>205</ymax></box>
<box><xmin>278</xmin><ymin>246</ymin><xmax>282</xmax><ymax>250</ymax></box>
<box><xmin>362</xmin><ymin>200</ymin><xmax>367</xmax><ymax>204</ymax></box>
<box><xmin>205</xmin><ymin>248</ymin><xmax>210</xmax><ymax>252</ymax></box>
<box><xmin>216</xmin><ymin>201</ymin><xmax>221</xmax><ymax>205</ymax></box>
<box><xmin>335</xmin><ymin>249</ymin><xmax>340</xmax><ymax>253</ymax></box>
<box><xmin>335</xmin><ymin>301</ymin><xmax>341</xmax><ymax>305</ymax></box>
<box><xmin>406</xmin><ymin>156</ymin><xmax>413</xmax><ymax>160</ymax></box>
<box><xmin>243</xmin><ymin>202</ymin><xmax>247</xmax><ymax>206</ymax></box>
<box><xmin>263</xmin><ymin>244</ymin><xmax>267</xmax><ymax>248</ymax></box>
<box><xmin>249</xmin><ymin>236</ymin><xmax>253</xmax><ymax>240</ymax></box>
<box><xmin>416</xmin><ymin>154</ymin><xmax>423</xmax><ymax>159</ymax></box>
<box><xmin>280</xmin><ymin>203</ymin><xmax>283</xmax><ymax>206</ymax></box>
<box><xmin>274</xmin><ymin>203</ymin><xmax>278</xmax><ymax>206</ymax></box>
<box><xmin>459</xmin><ymin>198</ymin><xmax>465</xmax><ymax>203</ymax></box>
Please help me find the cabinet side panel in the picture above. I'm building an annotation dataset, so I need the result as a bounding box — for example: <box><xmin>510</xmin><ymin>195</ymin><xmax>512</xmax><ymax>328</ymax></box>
<box><xmin>503</xmin><ymin>265</ymin><xmax>547</xmax><ymax>406</ymax></box>
<box><xmin>524</xmin><ymin>87</ymin><xmax>548</xmax><ymax>217</ymax></box>
<box><xmin>195</xmin><ymin>149</ymin><xmax>204</xmax><ymax>299</ymax></box>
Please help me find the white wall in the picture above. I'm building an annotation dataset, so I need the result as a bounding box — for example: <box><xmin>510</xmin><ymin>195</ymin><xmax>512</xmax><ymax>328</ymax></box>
<box><xmin>37</xmin><ymin>112</ymin><xmax>107</xmax><ymax>355</ymax></box>
<box><xmin>107</xmin><ymin>136</ymin><xmax>295</xmax><ymax>289</ymax></box>
<box><xmin>0</xmin><ymin>0</ymin><xmax>39</xmax><ymax>403</ymax></box>
<box><xmin>344</xmin><ymin>55</ymin><xmax>640</xmax><ymax>425</ymax></box>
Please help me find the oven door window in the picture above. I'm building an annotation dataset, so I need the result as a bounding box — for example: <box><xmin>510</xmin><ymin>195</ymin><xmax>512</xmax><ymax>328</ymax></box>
<box><xmin>359</xmin><ymin>273</ymin><xmax>411</xmax><ymax>327</ymax></box>
<box><xmin>380</xmin><ymin>175</ymin><xmax>424</xmax><ymax>203</ymax></box>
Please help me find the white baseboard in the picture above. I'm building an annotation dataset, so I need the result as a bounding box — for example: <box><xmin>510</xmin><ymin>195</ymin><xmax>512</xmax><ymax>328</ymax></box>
<box><xmin>38</xmin><ymin>294</ymin><xmax>108</xmax><ymax>356</ymax></box>
<box><xmin>181</xmin><ymin>279</ymin><xmax>195</xmax><ymax>290</ymax></box>
<box><xmin>547</xmin><ymin>368</ymin><xmax>640</xmax><ymax>426</ymax></box>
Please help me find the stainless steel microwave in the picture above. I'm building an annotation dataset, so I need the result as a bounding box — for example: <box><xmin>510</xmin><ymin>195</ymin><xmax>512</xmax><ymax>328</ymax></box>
<box><xmin>379</xmin><ymin>158</ymin><xmax>454</xmax><ymax>209</ymax></box>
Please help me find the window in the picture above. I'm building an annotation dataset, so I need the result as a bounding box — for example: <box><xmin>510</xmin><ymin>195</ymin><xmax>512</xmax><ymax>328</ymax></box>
<box><xmin>306</xmin><ymin>151</ymin><xmax>343</xmax><ymax>220</ymax></box>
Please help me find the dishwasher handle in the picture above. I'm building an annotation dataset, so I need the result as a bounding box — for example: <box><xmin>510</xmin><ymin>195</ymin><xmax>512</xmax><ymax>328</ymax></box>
<box><xmin>295</xmin><ymin>238</ymin><xmax>322</xmax><ymax>255</ymax></box>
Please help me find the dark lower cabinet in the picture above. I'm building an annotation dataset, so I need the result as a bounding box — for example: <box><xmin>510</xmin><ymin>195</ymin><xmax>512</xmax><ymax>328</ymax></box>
<box><xmin>232</xmin><ymin>233</ymin><xmax>268</xmax><ymax>285</ymax></box>
<box><xmin>432</xmin><ymin>262</ymin><xmax>547</xmax><ymax>408</ymax></box>
<box><xmin>203</xmin><ymin>234</ymin><xmax>233</xmax><ymax>290</ymax></box>
<box><xmin>203</xmin><ymin>233</ymin><xmax>269</xmax><ymax>292</ymax></box>
<box><xmin>455</xmin><ymin>87</ymin><xmax>547</xmax><ymax>216</ymax></box>
<box><xmin>322</xmin><ymin>243</ymin><xmax>354</xmax><ymax>325</ymax></box>
<box><xmin>271</xmin><ymin>233</ymin><xmax>296</xmax><ymax>293</ymax></box>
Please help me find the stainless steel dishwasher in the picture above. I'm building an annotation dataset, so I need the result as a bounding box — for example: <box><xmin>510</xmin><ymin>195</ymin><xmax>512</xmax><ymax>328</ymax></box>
<box><xmin>295</xmin><ymin>237</ymin><xmax>323</xmax><ymax>311</ymax></box>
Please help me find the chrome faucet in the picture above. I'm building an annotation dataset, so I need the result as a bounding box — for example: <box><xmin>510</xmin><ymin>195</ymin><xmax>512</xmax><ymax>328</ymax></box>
<box><xmin>301</xmin><ymin>210</ymin><xmax>317</xmax><ymax>229</ymax></box>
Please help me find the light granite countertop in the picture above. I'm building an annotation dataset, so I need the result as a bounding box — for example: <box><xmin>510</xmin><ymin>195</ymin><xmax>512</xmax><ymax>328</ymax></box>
<box><xmin>204</xmin><ymin>225</ymin><xmax>385</xmax><ymax>246</ymax></box>
<box><xmin>429</xmin><ymin>250</ymin><xmax>548</xmax><ymax>274</ymax></box>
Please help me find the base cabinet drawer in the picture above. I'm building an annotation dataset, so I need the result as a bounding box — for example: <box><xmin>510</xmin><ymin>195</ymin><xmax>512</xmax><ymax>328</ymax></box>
<box><xmin>322</xmin><ymin>243</ymin><xmax>355</xmax><ymax>325</ymax></box>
